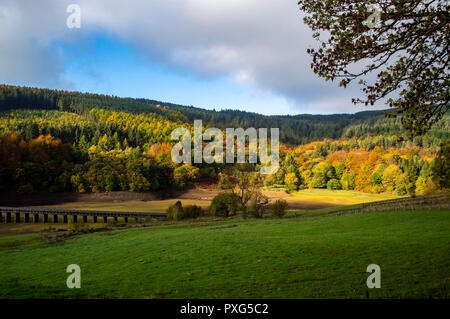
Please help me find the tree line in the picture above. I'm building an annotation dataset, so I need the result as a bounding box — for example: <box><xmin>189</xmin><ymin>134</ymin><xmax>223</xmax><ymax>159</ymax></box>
<box><xmin>266</xmin><ymin>140</ymin><xmax>443</xmax><ymax>196</ymax></box>
<box><xmin>0</xmin><ymin>86</ymin><xmax>448</xmax><ymax>195</ymax></box>
<box><xmin>0</xmin><ymin>84</ymin><xmax>403</xmax><ymax>145</ymax></box>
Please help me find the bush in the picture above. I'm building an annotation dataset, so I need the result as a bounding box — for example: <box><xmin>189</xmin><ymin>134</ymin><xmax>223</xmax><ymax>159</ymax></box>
<box><xmin>416</xmin><ymin>176</ymin><xmax>437</xmax><ymax>195</ymax></box>
<box><xmin>271</xmin><ymin>199</ymin><xmax>288</xmax><ymax>218</ymax></box>
<box><xmin>166</xmin><ymin>203</ymin><xmax>204</xmax><ymax>220</ymax></box>
<box><xmin>210</xmin><ymin>193</ymin><xmax>240</xmax><ymax>217</ymax></box>
<box><xmin>166</xmin><ymin>201</ymin><xmax>184</xmax><ymax>220</ymax></box>
<box><xmin>249</xmin><ymin>191</ymin><xmax>269</xmax><ymax>218</ymax></box>
<box><xmin>18</xmin><ymin>183</ymin><xmax>34</xmax><ymax>194</ymax></box>
<box><xmin>183</xmin><ymin>205</ymin><xmax>204</xmax><ymax>219</ymax></box>
<box><xmin>200</xmin><ymin>167</ymin><xmax>217</xmax><ymax>180</ymax></box>
<box><xmin>326</xmin><ymin>179</ymin><xmax>342</xmax><ymax>190</ymax></box>
<box><xmin>263</xmin><ymin>174</ymin><xmax>275</xmax><ymax>187</ymax></box>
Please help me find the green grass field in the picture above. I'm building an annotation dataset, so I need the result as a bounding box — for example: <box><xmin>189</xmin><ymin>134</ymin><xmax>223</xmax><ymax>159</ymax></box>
<box><xmin>0</xmin><ymin>208</ymin><xmax>448</xmax><ymax>298</ymax></box>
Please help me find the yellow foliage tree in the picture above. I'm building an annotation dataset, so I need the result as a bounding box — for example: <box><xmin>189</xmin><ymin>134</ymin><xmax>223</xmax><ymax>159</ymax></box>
<box><xmin>382</xmin><ymin>164</ymin><xmax>403</xmax><ymax>192</ymax></box>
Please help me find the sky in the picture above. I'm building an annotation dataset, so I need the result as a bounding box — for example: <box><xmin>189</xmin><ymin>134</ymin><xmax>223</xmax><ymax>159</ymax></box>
<box><xmin>0</xmin><ymin>0</ymin><xmax>386</xmax><ymax>115</ymax></box>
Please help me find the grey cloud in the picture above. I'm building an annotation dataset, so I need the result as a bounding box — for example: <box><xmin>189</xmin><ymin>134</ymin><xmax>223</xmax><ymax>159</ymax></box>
<box><xmin>0</xmin><ymin>0</ymin><xmax>380</xmax><ymax>114</ymax></box>
<box><xmin>0</xmin><ymin>0</ymin><xmax>73</xmax><ymax>86</ymax></box>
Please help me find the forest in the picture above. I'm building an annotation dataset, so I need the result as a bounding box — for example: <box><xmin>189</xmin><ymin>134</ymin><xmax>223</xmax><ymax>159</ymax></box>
<box><xmin>0</xmin><ymin>84</ymin><xmax>448</xmax><ymax>196</ymax></box>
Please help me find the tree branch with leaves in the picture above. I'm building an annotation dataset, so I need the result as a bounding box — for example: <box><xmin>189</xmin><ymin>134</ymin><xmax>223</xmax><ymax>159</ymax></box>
<box><xmin>298</xmin><ymin>0</ymin><xmax>449</xmax><ymax>137</ymax></box>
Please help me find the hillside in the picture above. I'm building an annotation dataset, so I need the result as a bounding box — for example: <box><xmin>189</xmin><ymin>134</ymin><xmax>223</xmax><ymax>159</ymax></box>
<box><xmin>0</xmin><ymin>84</ymin><xmax>388</xmax><ymax>145</ymax></box>
<box><xmin>1</xmin><ymin>208</ymin><xmax>449</xmax><ymax>298</ymax></box>
<box><xmin>0</xmin><ymin>84</ymin><xmax>448</xmax><ymax>196</ymax></box>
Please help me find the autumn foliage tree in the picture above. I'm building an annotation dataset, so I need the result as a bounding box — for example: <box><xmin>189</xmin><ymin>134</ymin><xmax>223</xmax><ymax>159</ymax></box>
<box><xmin>299</xmin><ymin>0</ymin><xmax>449</xmax><ymax>137</ymax></box>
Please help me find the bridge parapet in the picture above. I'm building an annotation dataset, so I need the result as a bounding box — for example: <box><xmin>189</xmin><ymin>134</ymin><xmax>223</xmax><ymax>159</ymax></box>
<box><xmin>0</xmin><ymin>206</ymin><xmax>166</xmax><ymax>224</ymax></box>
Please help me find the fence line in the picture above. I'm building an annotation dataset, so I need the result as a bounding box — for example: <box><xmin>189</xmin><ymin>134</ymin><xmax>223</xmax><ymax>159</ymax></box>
<box><xmin>335</xmin><ymin>194</ymin><xmax>449</xmax><ymax>216</ymax></box>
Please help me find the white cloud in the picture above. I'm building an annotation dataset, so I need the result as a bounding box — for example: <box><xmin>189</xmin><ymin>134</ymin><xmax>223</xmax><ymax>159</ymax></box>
<box><xmin>0</xmin><ymin>0</ymin><xmax>381</xmax><ymax>114</ymax></box>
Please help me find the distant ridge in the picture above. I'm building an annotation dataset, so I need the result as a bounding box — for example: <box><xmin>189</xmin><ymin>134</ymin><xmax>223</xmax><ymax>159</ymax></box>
<box><xmin>0</xmin><ymin>83</ymin><xmax>425</xmax><ymax>145</ymax></box>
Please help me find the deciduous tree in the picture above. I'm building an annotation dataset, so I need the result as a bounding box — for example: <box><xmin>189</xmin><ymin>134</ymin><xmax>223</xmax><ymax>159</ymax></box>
<box><xmin>299</xmin><ymin>0</ymin><xmax>450</xmax><ymax>136</ymax></box>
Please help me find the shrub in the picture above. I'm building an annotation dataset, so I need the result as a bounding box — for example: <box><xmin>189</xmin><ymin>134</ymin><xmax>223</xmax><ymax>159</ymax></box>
<box><xmin>166</xmin><ymin>201</ymin><xmax>184</xmax><ymax>220</ymax></box>
<box><xmin>271</xmin><ymin>199</ymin><xmax>288</xmax><ymax>218</ymax></box>
<box><xmin>200</xmin><ymin>167</ymin><xmax>217</xmax><ymax>180</ymax></box>
<box><xmin>183</xmin><ymin>205</ymin><xmax>204</xmax><ymax>219</ymax></box>
<box><xmin>18</xmin><ymin>183</ymin><xmax>34</xmax><ymax>194</ymax></box>
<box><xmin>326</xmin><ymin>179</ymin><xmax>342</xmax><ymax>190</ymax></box>
<box><xmin>210</xmin><ymin>193</ymin><xmax>240</xmax><ymax>217</ymax></box>
<box><xmin>264</xmin><ymin>174</ymin><xmax>276</xmax><ymax>187</ymax></box>
<box><xmin>77</xmin><ymin>184</ymin><xmax>86</xmax><ymax>193</ymax></box>
<box><xmin>416</xmin><ymin>176</ymin><xmax>437</xmax><ymax>195</ymax></box>
<box><xmin>249</xmin><ymin>191</ymin><xmax>269</xmax><ymax>218</ymax></box>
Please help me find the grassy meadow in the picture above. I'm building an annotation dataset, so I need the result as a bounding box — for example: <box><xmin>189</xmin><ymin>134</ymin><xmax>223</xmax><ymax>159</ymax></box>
<box><xmin>0</xmin><ymin>208</ymin><xmax>449</xmax><ymax>298</ymax></box>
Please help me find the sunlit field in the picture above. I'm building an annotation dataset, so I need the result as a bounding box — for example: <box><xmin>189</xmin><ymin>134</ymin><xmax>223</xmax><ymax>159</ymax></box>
<box><xmin>34</xmin><ymin>199</ymin><xmax>211</xmax><ymax>213</ymax></box>
<box><xmin>29</xmin><ymin>189</ymin><xmax>402</xmax><ymax>213</ymax></box>
<box><xmin>287</xmin><ymin>189</ymin><xmax>402</xmax><ymax>206</ymax></box>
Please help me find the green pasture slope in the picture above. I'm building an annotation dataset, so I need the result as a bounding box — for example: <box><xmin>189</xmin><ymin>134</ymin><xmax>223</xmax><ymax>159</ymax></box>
<box><xmin>0</xmin><ymin>209</ymin><xmax>449</xmax><ymax>298</ymax></box>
